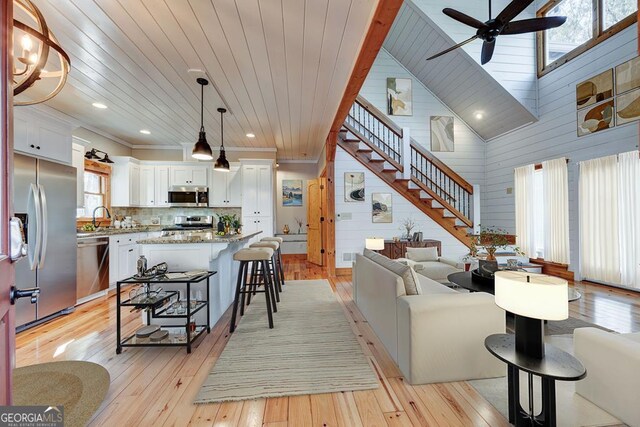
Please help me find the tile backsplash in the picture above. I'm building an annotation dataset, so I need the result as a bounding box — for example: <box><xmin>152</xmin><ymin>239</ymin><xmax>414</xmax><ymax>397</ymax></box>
<box><xmin>111</xmin><ymin>207</ymin><xmax>241</xmax><ymax>226</ymax></box>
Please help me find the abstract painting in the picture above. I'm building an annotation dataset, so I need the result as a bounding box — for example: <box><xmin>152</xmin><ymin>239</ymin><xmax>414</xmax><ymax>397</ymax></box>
<box><xmin>616</xmin><ymin>56</ymin><xmax>640</xmax><ymax>94</ymax></box>
<box><xmin>577</xmin><ymin>99</ymin><xmax>615</xmax><ymax>136</ymax></box>
<box><xmin>430</xmin><ymin>116</ymin><xmax>454</xmax><ymax>152</ymax></box>
<box><xmin>616</xmin><ymin>88</ymin><xmax>640</xmax><ymax>125</ymax></box>
<box><xmin>344</xmin><ymin>172</ymin><xmax>365</xmax><ymax>202</ymax></box>
<box><xmin>282</xmin><ymin>179</ymin><xmax>303</xmax><ymax>206</ymax></box>
<box><xmin>576</xmin><ymin>69</ymin><xmax>613</xmax><ymax>109</ymax></box>
<box><xmin>372</xmin><ymin>193</ymin><xmax>392</xmax><ymax>223</ymax></box>
<box><xmin>387</xmin><ymin>78</ymin><xmax>412</xmax><ymax>116</ymax></box>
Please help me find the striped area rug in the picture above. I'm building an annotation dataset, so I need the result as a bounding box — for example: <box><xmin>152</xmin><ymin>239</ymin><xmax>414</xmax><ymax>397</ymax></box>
<box><xmin>195</xmin><ymin>279</ymin><xmax>379</xmax><ymax>403</ymax></box>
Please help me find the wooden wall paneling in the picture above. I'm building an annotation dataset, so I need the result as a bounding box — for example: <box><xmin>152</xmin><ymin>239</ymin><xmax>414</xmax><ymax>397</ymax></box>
<box><xmin>324</xmin><ymin>141</ymin><xmax>336</xmax><ymax>276</ymax></box>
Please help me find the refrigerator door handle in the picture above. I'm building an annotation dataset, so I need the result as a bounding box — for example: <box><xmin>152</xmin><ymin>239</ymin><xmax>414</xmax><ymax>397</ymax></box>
<box><xmin>28</xmin><ymin>183</ymin><xmax>42</xmax><ymax>270</ymax></box>
<box><xmin>38</xmin><ymin>184</ymin><xmax>48</xmax><ymax>268</ymax></box>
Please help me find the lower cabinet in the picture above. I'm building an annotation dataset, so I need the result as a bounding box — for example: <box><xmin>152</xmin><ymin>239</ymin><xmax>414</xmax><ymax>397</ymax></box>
<box><xmin>109</xmin><ymin>233</ymin><xmax>147</xmax><ymax>287</ymax></box>
<box><xmin>243</xmin><ymin>216</ymin><xmax>273</xmax><ymax>244</ymax></box>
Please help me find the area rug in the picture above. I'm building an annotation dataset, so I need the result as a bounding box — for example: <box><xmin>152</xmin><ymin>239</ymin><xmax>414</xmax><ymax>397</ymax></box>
<box><xmin>470</xmin><ymin>335</ymin><xmax>621</xmax><ymax>427</ymax></box>
<box><xmin>506</xmin><ymin>315</ymin><xmax>615</xmax><ymax>335</ymax></box>
<box><xmin>13</xmin><ymin>361</ymin><xmax>110</xmax><ymax>427</ymax></box>
<box><xmin>195</xmin><ymin>279</ymin><xmax>378</xmax><ymax>403</ymax></box>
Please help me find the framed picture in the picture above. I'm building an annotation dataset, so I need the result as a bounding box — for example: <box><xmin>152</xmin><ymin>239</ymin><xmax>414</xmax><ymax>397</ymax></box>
<box><xmin>344</xmin><ymin>172</ymin><xmax>365</xmax><ymax>202</ymax></box>
<box><xmin>282</xmin><ymin>179</ymin><xmax>303</xmax><ymax>206</ymax></box>
<box><xmin>577</xmin><ymin>99</ymin><xmax>615</xmax><ymax>136</ymax></box>
<box><xmin>615</xmin><ymin>56</ymin><xmax>640</xmax><ymax>95</ymax></box>
<box><xmin>576</xmin><ymin>69</ymin><xmax>613</xmax><ymax>109</ymax></box>
<box><xmin>430</xmin><ymin>116</ymin><xmax>454</xmax><ymax>152</ymax></box>
<box><xmin>387</xmin><ymin>78</ymin><xmax>412</xmax><ymax>116</ymax></box>
<box><xmin>372</xmin><ymin>193</ymin><xmax>392</xmax><ymax>223</ymax></box>
<box><xmin>616</xmin><ymin>87</ymin><xmax>640</xmax><ymax>125</ymax></box>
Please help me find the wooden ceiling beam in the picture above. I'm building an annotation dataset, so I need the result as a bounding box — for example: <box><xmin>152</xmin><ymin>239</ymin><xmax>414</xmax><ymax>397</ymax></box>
<box><xmin>326</xmin><ymin>0</ymin><xmax>404</xmax><ymax>162</ymax></box>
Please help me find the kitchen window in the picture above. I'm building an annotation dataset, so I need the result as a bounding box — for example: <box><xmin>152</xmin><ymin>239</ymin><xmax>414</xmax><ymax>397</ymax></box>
<box><xmin>537</xmin><ymin>0</ymin><xmax>637</xmax><ymax>76</ymax></box>
<box><xmin>77</xmin><ymin>160</ymin><xmax>111</xmax><ymax>224</ymax></box>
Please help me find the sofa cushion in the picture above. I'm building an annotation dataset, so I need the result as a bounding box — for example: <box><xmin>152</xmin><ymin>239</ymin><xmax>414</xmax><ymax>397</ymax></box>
<box><xmin>363</xmin><ymin>249</ymin><xmax>421</xmax><ymax>296</ymax></box>
<box><xmin>417</xmin><ymin>274</ymin><xmax>458</xmax><ymax>294</ymax></box>
<box><xmin>415</xmin><ymin>261</ymin><xmax>461</xmax><ymax>282</ymax></box>
<box><xmin>406</xmin><ymin>247</ymin><xmax>439</xmax><ymax>262</ymax></box>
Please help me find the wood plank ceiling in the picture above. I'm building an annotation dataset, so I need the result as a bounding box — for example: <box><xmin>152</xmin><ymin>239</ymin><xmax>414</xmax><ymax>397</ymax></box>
<box><xmin>383</xmin><ymin>1</ymin><xmax>538</xmax><ymax>140</ymax></box>
<box><xmin>25</xmin><ymin>0</ymin><xmax>378</xmax><ymax>160</ymax></box>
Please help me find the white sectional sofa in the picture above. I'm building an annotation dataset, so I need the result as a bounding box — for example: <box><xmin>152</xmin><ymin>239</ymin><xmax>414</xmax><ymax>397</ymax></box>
<box><xmin>398</xmin><ymin>246</ymin><xmax>463</xmax><ymax>283</ymax></box>
<box><xmin>353</xmin><ymin>250</ymin><xmax>506</xmax><ymax>384</ymax></box>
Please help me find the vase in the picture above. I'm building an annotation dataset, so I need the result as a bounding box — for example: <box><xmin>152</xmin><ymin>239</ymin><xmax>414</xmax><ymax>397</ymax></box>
<box><xmin>486</xmin><ymin>248</ymin><xmax>497</xmax><ymax>261</ymax></box>
<box><xmin>283</xmin><ymin>224</ymin><xmax>290</xmax><ymax>234</ymax></box>
<box><xmin>298</xmin><ymin>227</ymin><xmax>302</xmax><ymax>234</ymax></box>
<box><xmin>224</xmin><ymin>222</ymin><xmax>230</xmax><ymax>235</ymax></box>
<box><xmin>217</xmin><ymin>220</ymin><xmax>224</xmax><ymax>233</ymax></box>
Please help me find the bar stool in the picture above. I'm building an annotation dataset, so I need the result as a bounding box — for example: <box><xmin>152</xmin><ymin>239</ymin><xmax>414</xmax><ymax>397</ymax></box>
<box><xmin>262</xmin><ymin>237</ymin><xmax>285</xmax><ymax>286</ymax></box>
<box><xmin>230</xmin><ymin>247</ymin><xmax>276</xmax><ymax>333</ymax></box>
<box><xmin>249</xmin><ymin>241</ymin><xmax>282</xmax><ymax>297</ymax></box>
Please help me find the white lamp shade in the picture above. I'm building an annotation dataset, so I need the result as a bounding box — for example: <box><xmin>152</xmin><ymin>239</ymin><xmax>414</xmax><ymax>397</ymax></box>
<box><xmin>365</xmin><ymin>238</ymin><xmax>385</xmax><ymax>250</ymax></box>
<box><xmin>494</xmin><ymin>271</ymin><xmax>568</xmax><ymax>321</ymax></box>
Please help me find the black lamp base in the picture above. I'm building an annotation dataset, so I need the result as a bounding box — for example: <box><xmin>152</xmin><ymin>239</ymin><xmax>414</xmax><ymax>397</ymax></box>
<box><xmin>514</xmin><ymin>315</ymin><xmax>544</xmax><ymax>359</ymax></box>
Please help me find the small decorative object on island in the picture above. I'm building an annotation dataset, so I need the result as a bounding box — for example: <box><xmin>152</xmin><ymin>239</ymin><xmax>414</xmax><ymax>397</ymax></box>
<box><xmin>400</xmin><ymin>217</ymin><xmax>417</xmax><ymax>240</ymax></box>
<box><xmin>217</xmin><ymin>217</ymin><xmax>224</xmax><ymax>233</ymax></box>
<box><xmin>282</xmin><ymin>224</ymin><xmax>290</xmax><ymax>234</ymax></box>
<box><xmin>294</xmin><ymin>217</ymin><xmax>304</xmax><ymax>234</ymax></box>
<box><xmin>232</xmin><ymin>217</ymin><xmax>242</xmax><ymax>234</ymax></box>
<box><xmin>471</xmin><ymin>225</ymin><xmax>522</xmax><ymax>261</ymax></box>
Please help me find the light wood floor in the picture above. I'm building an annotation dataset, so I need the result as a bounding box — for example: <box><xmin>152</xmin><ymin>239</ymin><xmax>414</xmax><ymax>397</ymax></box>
<box><xmin>15</xmin><ymin>259</ymin><xmax>640</xmax><ymax>426</ymax></box>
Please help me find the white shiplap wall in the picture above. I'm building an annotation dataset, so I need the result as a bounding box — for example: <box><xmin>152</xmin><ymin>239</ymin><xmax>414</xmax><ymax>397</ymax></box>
<box><xmin>335</xmin><ymin>146</ymin><xmax>469</xmax><ymax>268</ymax></box>
<box><xmin>483</xmin><ymin>25</ymin><xmax>639</xmax><ymax>276</ymax></box>
<box><xmin>359</xmin><ymin>49</ymin><xmax>487</xmax><ymax>188</ymax></box>
<box><xmin>411</xmin><ymin>0</ymin><xmax>538</xmax><ymax>115</ymax></box>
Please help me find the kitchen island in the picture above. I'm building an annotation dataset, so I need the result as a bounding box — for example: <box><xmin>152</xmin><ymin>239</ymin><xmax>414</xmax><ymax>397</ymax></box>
<box><xmin>136</xmin><ymin>231</ymin><xmax>262</xmax><ymax>329</ymax></box>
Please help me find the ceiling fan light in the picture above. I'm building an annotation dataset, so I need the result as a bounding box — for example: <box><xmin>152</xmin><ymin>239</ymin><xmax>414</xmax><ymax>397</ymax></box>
<box><xmin>214</xmin><ymin>148</ymin><xmax>230</xmax><ymax>171</ymax></box>
<box><xmin>192</xmin><ymin>131</ymin><xmax>213</xmax><ymax>160</ymax></box>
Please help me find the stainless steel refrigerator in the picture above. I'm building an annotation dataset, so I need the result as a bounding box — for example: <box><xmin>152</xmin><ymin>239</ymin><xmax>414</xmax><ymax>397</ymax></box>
<box><xmin>14</xmin><ymin>153</ymin><xmax>77</xmax><ymax>330</ymax></box>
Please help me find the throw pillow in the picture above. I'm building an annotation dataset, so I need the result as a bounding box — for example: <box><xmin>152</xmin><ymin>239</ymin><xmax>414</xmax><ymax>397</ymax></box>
<box><xmin>363</xmin><ymin>249</ymin><xmax>421</xmax><ymax>295</ymax></box>
<box><xmin>406</xmin><ymin>247</ymin><xmax>439</xmax><ymax>262</ymax></box>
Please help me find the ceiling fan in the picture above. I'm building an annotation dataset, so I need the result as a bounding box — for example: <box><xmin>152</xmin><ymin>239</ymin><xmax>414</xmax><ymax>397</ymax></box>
<box><xmin>426</xmin><ymin>0</ymin><xmax>567</xmax><ymax>65</ymax></box>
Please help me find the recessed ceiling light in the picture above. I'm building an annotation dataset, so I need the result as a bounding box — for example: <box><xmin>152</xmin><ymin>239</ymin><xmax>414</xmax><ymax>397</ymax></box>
<box><xmin>92</xmin><ymin>102</ymin><xmax>108</xmax><ymax>109</ymax></box>
<box><xmin>139</xmin><ymin>129</ymin><xmax>151</xmax><ymax>135</ymax></box>
<box><xmin>474</xmin><ymin>112</ymin><xmax>484</xmax><ymax>120</ymax></box>
<box><xmin>246</xmin><ymin>133</ymin><xmax>255</xmax><ymax>138</ymax></box>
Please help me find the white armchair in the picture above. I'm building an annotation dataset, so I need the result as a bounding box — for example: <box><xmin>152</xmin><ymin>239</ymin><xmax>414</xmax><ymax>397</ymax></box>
<box><xmin>574</xmin><ymin>327</ymin><xmax>640</xmax><ymax>427</ymax></box>
<box><xmin>400</xmin><ymin>247</ymin><xmax>463</xmax><ymax>283</ymax></box>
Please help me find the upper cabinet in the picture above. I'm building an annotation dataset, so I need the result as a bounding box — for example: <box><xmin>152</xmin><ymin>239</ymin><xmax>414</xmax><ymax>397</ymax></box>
<box><xmin>111</xmin><ymin>157</ymin><xmax>140</xmax><ymax>207</ymax></box>
<box><xmin>71</xmin><ymin>142</ymin><xmax>85</xmax><ymax>208</ymax></box>
<box><xmin>170</xmin><ymin>165</ymin><xmax>208</xmax><ymax>186</ymax></box>
<box><xmin>210</xmin><ymin>164</ymin><xmax>242</xmax><ymax>207</ymax></box>
<box><xmin>242</xmin><ymin>163</ymin><xmax>273</xmax><ymax>217</ymax></box>
<box><xmin>139</xmin><ymin>165</ymin><xmax>155</xmax><ymax>206</ymax></box>
<box><xmin>14</xmin><ymin>108</ymin><xmax>73</xmax><ymax>165</ymax></box>
<box><xmin>154</xmin><ymin>166</ymin><xmax>170</xmax><ymax>207</ymax></box>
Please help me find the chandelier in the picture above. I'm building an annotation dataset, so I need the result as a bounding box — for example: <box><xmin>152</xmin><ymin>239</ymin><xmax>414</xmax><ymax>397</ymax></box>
<box><xmin>12</xmin><ymin>0</ymin><xmax>70</xmax><ymax>106</ymax></box>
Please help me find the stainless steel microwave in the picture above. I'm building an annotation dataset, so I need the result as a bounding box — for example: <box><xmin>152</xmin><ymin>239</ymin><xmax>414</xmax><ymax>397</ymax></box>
<box><xmin>168</xmin><ymin>186</ymin><xmax>209</xmax><ymax>207</ymax></box>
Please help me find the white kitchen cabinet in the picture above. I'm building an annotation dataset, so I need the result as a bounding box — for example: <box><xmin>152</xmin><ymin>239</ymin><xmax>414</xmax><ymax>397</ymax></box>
<box><xmin>210</xmin><ymin>164</ymin><xmax>241</xmax><ymax>207</ymax></box>
<box><xmin>241</xmin><ymin>161</ymin><xmax>274</xmax><ymax>240</ymax></box>
<box><xmin>71</xmin><ymin>142</ymin><xmax>85</xmax><ymax>208</ymax></box>
<box><xmin>14</xmin><ymin>108</ymin><xmax>73</xmax><ymax>165</ymax></box>
<box><xmin>108</xmin><ymin>232</ymin><xmax>148</xmax><ymax>287</ymax></box>
<box><xmin>155</xmin><ymin>166</ymin><xmax>170</xmax><ymax>206</ymax></box>
<box><xmin>111</xmin><ymin>157</ymin><xmax>141</xmax><ymax>207</ymax></box>
<box><xmin>170</xmin><ymin>165</ymin><xmax>208</xmax><ymax>186</ymax></box>
<box><xmin>139</xmin><ymin>165</ymin><xmax>155</xmax><ymax>206</ymax></box>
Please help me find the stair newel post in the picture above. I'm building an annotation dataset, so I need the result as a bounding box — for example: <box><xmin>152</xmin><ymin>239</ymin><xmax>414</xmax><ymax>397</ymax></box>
<box><xmin>402</xmin><ymin>127</ymin><xmax>411</xmax><ymax>179</ymax></box>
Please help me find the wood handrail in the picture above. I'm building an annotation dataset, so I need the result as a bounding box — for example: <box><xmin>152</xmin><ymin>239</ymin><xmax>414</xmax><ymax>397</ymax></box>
<box><xmin>355</xmin><ymin>95</ymin><xmax>403</xmax><ymax>138</ymax></box>
<box><xmin>411</xmin><ymin>140</ymin><xmax>474</xmax><ymax>194</ymax></box>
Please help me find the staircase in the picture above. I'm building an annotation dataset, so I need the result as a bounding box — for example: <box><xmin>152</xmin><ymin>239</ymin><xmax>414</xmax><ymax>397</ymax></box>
<box><xmin>338</xmin><ymin>95</ymin><xmax>475</xmax><ymax>247</ymax></box>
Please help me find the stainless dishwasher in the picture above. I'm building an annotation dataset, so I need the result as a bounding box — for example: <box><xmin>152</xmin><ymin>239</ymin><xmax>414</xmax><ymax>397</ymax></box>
<box><xmin>77</xmin><ymin>236</ymin><xmax>110</xmax><ymax>302</ymax></box>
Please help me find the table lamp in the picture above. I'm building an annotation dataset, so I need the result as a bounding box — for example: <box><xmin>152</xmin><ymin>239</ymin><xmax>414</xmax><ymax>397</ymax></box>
<box><xmin>365</xmin><ymin>237</ymin><xmax>385</xmax><ymax>251</ymax></box>
<box><xmin>494</xmin><ymin>271</ymin><xmax>568</xmax><ymax>359</ymax></box>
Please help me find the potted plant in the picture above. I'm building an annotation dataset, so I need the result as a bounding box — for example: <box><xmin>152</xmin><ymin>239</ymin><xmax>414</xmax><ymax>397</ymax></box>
<box><xmin>471</xmin><ymin>226</ymin><xmax>523</xmax><ymax>261</ymax></box>
<box><xmin>232</xmin><ymin>217</ymin><xmax>242</xmax><ymax>234</ymax></box>
<box><xmin>219</xmin><ymin>214</ymin><xmax>239</xmax><ymax>235</ymax></box>
<box><xmin>400</xmin><ymin>217</ymin><xmax>417</xmax><ymax>240</ymax></box>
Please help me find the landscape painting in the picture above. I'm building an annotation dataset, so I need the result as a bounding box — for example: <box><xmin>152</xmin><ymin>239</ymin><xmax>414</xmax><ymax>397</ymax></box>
<box><xmin>616</xmin><ymin>87</ymin><xmax>640</xmax><ymax>125</ymax></box>
<box><xmin>577</xmin><ymin>99</ymin><xmax>615</xmax><ymax>136</ymax></box>
<box><xmin>372</xmin><ymin>193</ymin><xmax>392</xmax><ymax>223</ymax></box>
<box><xmin>615</xmin><ymin>56</ymin><xmax>640</xmax><ymax>94</ymax></box>
<box><xmin>344</xmin><ymin>172</ymin><xmax>365</xmax><ymax>202</ymax></box>
<box><xmin>387</xmin><ymin>78</ymin><xmax>412</xmax><ymax>116</ymax></box>
<box><xmin>430</xmin><ymin>116</ymin><xmax>454</xmax><ymax>152</ymax></box>
<box><xmin>576</xmin><ymin>69</ymin><xmax>613</xmax><ymax>109</ymax></box>
<box><xmin>282</xmin><ymin>180</ymin><xmax>303</xmax><ymax>206</ymax></box>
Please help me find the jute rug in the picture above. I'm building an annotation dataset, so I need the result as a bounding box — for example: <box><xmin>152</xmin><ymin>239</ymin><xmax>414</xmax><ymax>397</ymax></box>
<box><xmin>195</xmin><ymin>279</ymin><xmax>378</xmax><ymax>403</ymax></box>
<box><xmin>13</xmin><ymin>360</ymin><xmax>110</xmax><ymax>427</ymax></box>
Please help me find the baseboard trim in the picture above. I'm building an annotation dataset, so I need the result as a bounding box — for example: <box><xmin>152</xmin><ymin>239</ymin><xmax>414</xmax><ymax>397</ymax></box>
<box><xmin>282</xmin><ymin>254</ymin><xmax>307</xmax><ymax>261</ymax></box>
<box><xmin>529</xmin><ymin>258</ymin><xmax>574</xmax><ymax>281</ymax></box>
<box><xmin>335</xmin><ymin>267</ymin><xmax>352</xmax><ymax>276</ymax></box>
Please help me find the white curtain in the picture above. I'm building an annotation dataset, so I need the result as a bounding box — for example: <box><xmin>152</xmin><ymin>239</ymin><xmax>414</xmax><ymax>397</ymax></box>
<box><xmin>514</xmin><ymin>164</ymin><xmax>535</xmax><ymax>257</ymax></box>
<box><xmin>543</xmin><ymin>158</ymin><xmax>570</xmax><ymax>264</ymax></box>
<box><xmin>579</xmin><ymin>155</ymin><xmax>620</xmax><ymax>284</ymax></box>
<box><xmin>618</xmin><ymin>151</ymin><xmax>640</xmax><ymax>288</ymax></box>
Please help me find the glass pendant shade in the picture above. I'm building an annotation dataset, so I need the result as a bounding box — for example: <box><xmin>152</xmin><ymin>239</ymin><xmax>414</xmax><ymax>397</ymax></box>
<box><xmin>192</xmin><ymin>130</ymin><xmax>213</xmax><ymax>160</ymax></box>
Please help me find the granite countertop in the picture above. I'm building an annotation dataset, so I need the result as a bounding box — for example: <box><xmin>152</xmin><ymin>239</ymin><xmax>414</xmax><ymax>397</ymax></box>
<box><xmin>77</xmin><ymin>225</ymin><xmax>164</xmax><ymax>238</ymax></box>
<box><xmin>136</xmin><ymin>230</ymin><xmax>262</xmax><ymax>244</ymax></box>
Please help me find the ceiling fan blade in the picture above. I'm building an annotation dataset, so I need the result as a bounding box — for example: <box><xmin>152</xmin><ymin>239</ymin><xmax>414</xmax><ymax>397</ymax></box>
<box><xmin>481</xmin><ymin>40</ymin><xmax>496</xmax><ymax>65</ymax></box>
<box><xmin>443</xmin><ymin>8</ymin><xmax>487</xmax><ymax>29</ymax></box>
<box><xmin>426</xmin><ymin>36</ymin><xmax>479</xmax><ymax>61</ymax></box>
<box><xmin>496</xmin><ymin>0</ymin><xmax>534</xmax><ymax>24</ymax></box>
<box><xmin>501</xmin><ymin>16</ymin><xmax>567</xmax><ymax>34</ymax></box>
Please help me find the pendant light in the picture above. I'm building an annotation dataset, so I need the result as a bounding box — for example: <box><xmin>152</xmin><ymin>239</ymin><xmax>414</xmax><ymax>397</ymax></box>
<box><xmin>214</xmin><ymin>107</ymin><xmax>230</xmax><ymax>171</ymax></box>
<box><xmin>192</xmin><ymin>78</ymin><xmax>213</xmax><ymax>160</ymax></box>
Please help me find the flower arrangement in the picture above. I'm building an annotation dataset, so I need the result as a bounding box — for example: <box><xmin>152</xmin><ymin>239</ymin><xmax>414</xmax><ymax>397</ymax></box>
<box><xmin>470</xmin><ymin>225</ymin><xmax>523</xmax><ymax>261</ymax></box>
<box><xmin>400</xmin><ymin>217</ymin><xmax>418</xmax><ymax>240</ymax></box>
<box><xmin>294</xmin><ymin>217</ymin><xmax>304</xmax><ymax>234</ymax></box>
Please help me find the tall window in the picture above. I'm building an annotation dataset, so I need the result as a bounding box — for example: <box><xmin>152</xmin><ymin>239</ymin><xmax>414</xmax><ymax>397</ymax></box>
<box><xmin>532</xmin><ymin>169</ymin><xmax>545</xmax><ymax>258</ymax></box>
<box><xmin>77</xmin><ymin>161</ymin><xmax>111</xmax><ymax>224</ymax></box>
<box><xmin>538</xmin><ymin>0</ymin><xmax>637</xmax><ymax>76</ymax></box>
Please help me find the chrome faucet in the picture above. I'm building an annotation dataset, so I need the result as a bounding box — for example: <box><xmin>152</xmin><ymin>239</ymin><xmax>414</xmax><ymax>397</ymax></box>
<box><xmin>92</xmin><ymin>206</ymin><xmax>111</xmax><ymax>228</ymax></box>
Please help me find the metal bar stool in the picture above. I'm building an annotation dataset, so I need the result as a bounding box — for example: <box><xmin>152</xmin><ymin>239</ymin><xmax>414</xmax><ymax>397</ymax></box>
<box><xmin>249</xmin><ymin>241</ymin><xmax>282</xmax><ymax>297</ymax></box>
<box><xmin>261</xmin><ymin>237</ymin><xmax>285</xmax><ymax>286</ymax></box>
<box><xmin>230</xmin><ymin>247</ymin><xmax>276</xmax><ymax>333</ymax></box>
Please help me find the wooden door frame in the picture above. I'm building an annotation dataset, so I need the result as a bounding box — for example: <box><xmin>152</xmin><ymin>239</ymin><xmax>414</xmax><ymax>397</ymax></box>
<box><xmin>0</xmin><ymin>0</ymin><xmax>15</xmax><ymax>405</ymax></box>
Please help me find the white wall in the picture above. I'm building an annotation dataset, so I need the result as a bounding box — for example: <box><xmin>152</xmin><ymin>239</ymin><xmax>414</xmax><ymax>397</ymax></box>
<box><xmin>360</xmin><ymin>49</ymin><xmax>486</xmax><ymax>188</ymax></box>
<box><xmin>482</xmin><ymin>24</ymin><xmax>639</xmax><ymax>275</ymax></box>
<box><xmin>412</xmin><ymin>0</ymin><xmax>538</xmax><ymax>115</ymax></box>
<box><xmin>275</xmin><ymin>163</ymin><xmax>318</xmax><ymax>234</ymax></box>
<box><xmin>334</xmin><ymin>146</ymin><xmax>469</xmax><ymax>268</ymax></box>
